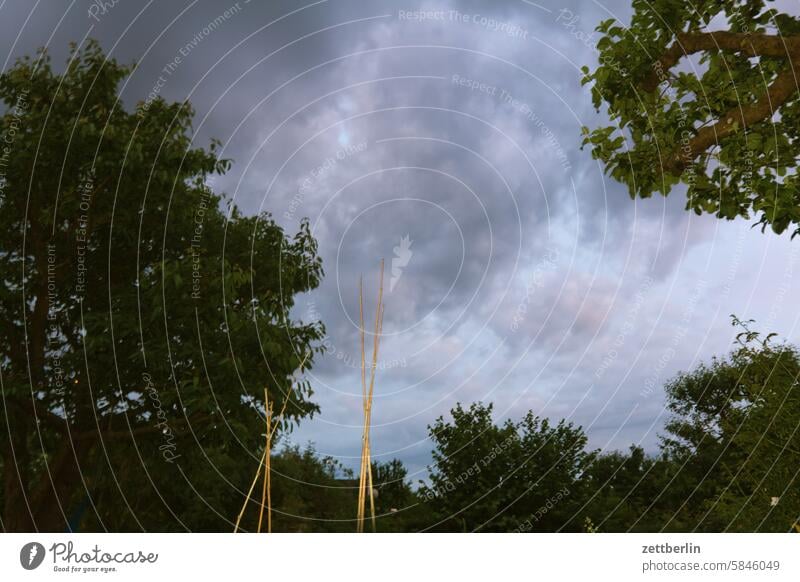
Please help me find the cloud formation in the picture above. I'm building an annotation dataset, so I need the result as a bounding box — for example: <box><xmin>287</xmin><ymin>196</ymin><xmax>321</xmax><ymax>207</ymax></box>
<box><xmin>2</xmin><ymin>0</ymin><xmax>798</xmax><ymax>481</ymax></box>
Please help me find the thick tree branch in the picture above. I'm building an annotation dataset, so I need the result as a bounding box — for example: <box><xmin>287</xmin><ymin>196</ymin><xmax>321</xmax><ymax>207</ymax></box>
<box><xmin>73</xmin><ymin>411</ymin><xmax>212</xmax><ymax>441</ymax></box>
<box><xmin>664</xmin><ymin>61</ymin><xmax>800</xmax><ymax>174</ymax></box>
<box><xmin>11</xmin><ymin>397</ymin><xmax>69</xmax><ymax>435</ymax></box>
<box><xmin>642</xmin><ymin>31</ymin><xmax>800</xmax><ymax>91</ymax></box>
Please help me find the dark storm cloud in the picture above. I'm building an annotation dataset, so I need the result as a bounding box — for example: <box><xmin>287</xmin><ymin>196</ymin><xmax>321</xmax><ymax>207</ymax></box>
<box><xmin>3</xmin><ymin>0</ymin><xmax>798</xmax><ymax>480</ymax></box>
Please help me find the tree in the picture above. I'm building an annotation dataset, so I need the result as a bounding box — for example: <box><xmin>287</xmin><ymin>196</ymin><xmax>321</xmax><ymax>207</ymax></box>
<box><xmin>582</xmin><ymin>1</ymin><xmax>800</xmax><ymax>236</ymax></box>
<box><xmin>371</xmin><ymin>458</ymin><xmax>415</xmax><ymax>531</ymax></box>
<box><xmin>254</xmin><ymin>445</ymin><xmax>355</xmax><ymax>533</ymax></box>
<box><xmin>576</xmin><ymin>446</ymin><xmax>665</xmax><ymax>532</ymax></box>
<box><xmin>228</xmin><ymin>446</ymin><xmax>414</xmax><ymax>533</ymax></box>
<box><xmin>419</xmin><ymin>403</ymin><xmax>591</xmax><ymax>532</ymax></box>
<box><xmin>0</xmin><ymin>41</ymin><xmax>324</xmax><ymax>531</ymax></box>
<box><xmin>654</xmin><ymin>319</ymin><xmax>800</xmax><ymax>531</ymax></box>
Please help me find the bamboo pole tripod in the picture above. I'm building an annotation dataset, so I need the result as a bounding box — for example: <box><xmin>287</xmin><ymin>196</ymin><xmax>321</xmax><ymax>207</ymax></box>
<box><xmin>356</xmin><ymin>260</ymin><xmax>385</xmax><ymax>533</ymax></box>
<box><xmin>233</xmin><ymin>353</ymin><xmax>308</xmax><ymax>533</ymax></box>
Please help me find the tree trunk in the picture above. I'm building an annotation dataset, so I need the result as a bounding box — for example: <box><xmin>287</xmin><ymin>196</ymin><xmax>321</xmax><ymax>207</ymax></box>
<box><xmin>2</xmin><ymin>406</ymin><xmax>35</xmax><ymax>531</ymax></box>
<box><xmin>28</xmin><ymin>438</ymin><xmax>95</xmax><ymax>532</ymax></box>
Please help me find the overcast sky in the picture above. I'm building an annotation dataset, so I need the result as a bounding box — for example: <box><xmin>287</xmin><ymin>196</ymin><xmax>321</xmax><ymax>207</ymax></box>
<box><xmin>3</xmin><ymin>0</ymin><xmax>799</xmax><ymax>481</ymax></box>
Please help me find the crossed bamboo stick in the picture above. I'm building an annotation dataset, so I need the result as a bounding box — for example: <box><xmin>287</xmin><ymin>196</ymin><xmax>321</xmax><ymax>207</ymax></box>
<box><xmin>357</xmin><ymin>260</ymin><xmax>385</xmax><ymax>533</ymax></box>
<box><xmin>234</xmin><ymin>261</ymin><xmax>384</xmax><ymax>534</ymax></box>
<box><xmin>233</xmin><ymin>353</ymin><xmax>309</xmax><ymax>533</ymax></box>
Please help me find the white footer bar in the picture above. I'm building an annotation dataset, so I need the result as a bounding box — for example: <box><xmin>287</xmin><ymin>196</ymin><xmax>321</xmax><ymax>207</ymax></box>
<box><xmin>1</xmin><ymin>533</ymin><xmax>797</xmax><ymax>581</ymax></box>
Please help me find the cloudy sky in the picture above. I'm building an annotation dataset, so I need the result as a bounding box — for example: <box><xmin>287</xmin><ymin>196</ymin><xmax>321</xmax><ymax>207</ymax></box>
<box><xmin>3</xmin><ymin>0</ymin><xmax>798</xmax><ymax>481</ymax></box>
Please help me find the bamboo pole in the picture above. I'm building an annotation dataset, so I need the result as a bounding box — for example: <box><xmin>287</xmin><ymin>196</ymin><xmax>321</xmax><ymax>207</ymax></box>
<box><xmin>367</xmin><ymin>303</ymin><xmax>384</xmax><ymax>532</ymax></box>
<box><xmin>234</xmin><ymin>353</ymin><xmax>308</xmax><ymax>533</ymax></box>
<box><xmin>257</xmin><ymin>390</ymin><xmax>272</xmax><ymax>533</ymax></box>
<box><xmin>357</xmin><ymin>277</ymin><xmax>367</xmax><ymax>532</ymax></box>
<box><xmin>233</xmin><ymin>449</ymin><xmax>266</xmax><ymax>532</ymax></box>
<box><xmin>260</xmin><ymin>384</ymin><xmax>293</xmax><ymax>532</ymax></box>
<box><xmin>357</xmin><ymin>260</ymin><xmax>384</xmax><ymax>533</ymax></box>
<box><xmin>266</xmin><ymin>399</ymin><xmax>273</xmax><ymax>533</ymax></box>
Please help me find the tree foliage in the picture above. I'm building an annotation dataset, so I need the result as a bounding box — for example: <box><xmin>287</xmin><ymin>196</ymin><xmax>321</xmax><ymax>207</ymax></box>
<box><xmin>420</xmin><ymin>402</ymin><xmax>591</xmax><ymax>532</ymax></box>
<box><xmin>415</xmin><ymin>320</ymin><xmax>800</xmax><ymax>533</ymax></box>
<box><xmin>583</xmin><ymin>0</ymin><xmax>800</xmax><ymax>236</ymax></box>
<box><xmin>656</xmin><ymin>319</ymin><xmax>800</xmax><ymax>531</ymax></box>
<box><xmin>0</xmin><ymin>41</ymin><xmax>323</xmax><ymax>531</ymax></box>
<box><xmin>231</xmin><ymin>447</ymin><xmax>414</xmax><ymax>533</ymax></box>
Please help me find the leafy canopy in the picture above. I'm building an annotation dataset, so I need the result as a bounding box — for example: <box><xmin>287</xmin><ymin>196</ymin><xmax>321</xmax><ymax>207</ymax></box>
<box><xmin>0</xmin><ymin>40</ymin><xmax>323</xmax><ymax>531</ymax></box>
<box><xmin>420</xmin><ymin>402</ymin><xmax>591</xmax><ymax>532</ymax></box>
<box><xmin>583</xmin><ymin>0</ymin><xmax>800</xmax><ymax>236</ymax></box>
<box><xmin>658</xmin><ymin>318</ymin><xmax>800</xmax><ymax>532</ymax></box>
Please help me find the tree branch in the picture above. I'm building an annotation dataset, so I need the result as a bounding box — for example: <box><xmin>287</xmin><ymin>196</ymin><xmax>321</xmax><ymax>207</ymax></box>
<box><xmin>642</xmin><ymin>31</ymin><xmax>800</xmax><ymax>91</ymax></box>
<box><xmin>13</xmin><ymin>398</ymin><xmax>70</xmax><ymax>435</ymax></box>
<box><xmin>664</xmin><ymin>61</ymin><xmax>800</xmax><ymax>173</ymax></box>
<box><xmin>73</xmin><ymin>411</ymin><xmax>212</xmax><ymax>441</ymax></box>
